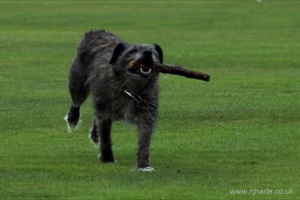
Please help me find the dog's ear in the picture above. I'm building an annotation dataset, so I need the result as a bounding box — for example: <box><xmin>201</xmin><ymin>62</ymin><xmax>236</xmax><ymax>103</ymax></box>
<box><xmin>110</xmin><ymin>43</ymin><xmax>126</xmax><ymax>64</ymax></box>
<box><xmin>153</xmin><ymin>44</ymin><xmax>163</xmax><ymax>63</ymax></box>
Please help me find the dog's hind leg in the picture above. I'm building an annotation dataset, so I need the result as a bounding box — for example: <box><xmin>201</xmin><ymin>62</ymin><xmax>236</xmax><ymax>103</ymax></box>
<box><xmin>65</xmin><ymin>59</ymin><xmax>90</xmax><ymax>132</ymax></box>
<box><xmin>89</xmin><ymin>120</ymin><xmax>100</xmax><ymax>146</ymax></box>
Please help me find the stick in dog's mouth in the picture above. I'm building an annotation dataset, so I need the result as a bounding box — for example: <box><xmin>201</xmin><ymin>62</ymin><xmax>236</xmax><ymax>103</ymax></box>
<box><xmin>128</xmin><ymin>60</ymin><xmax>210</xmax><ymax>82</ymax></box>
<box><xmin>128</xmin><ymin>60</ymin><xmax>152</xmax><ymax>75</ymax></box>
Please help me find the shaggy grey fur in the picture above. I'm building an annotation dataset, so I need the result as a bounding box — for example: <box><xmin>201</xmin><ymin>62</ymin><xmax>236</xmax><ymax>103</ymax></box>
<box><xmin>65</xmin><ymin>30</ymin><xmax>163</xmax><ymax>170</ymax></box>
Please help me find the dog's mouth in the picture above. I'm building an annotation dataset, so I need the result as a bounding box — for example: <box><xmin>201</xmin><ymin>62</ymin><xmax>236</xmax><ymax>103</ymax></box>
<box><xmin>128</xmin><ymin>60</ymin><xmax>153</xmax><ymax>76</ymax></box>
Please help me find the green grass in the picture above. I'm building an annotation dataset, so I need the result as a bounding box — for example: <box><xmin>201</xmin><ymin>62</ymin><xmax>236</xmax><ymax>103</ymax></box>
<box><xmin>1</xmin><ymin>1</ymin><xmax>299</xmax><ymax>199</ymax></box>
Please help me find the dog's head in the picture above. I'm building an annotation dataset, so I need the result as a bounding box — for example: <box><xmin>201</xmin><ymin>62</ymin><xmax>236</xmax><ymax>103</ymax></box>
<box><xmin>110</xmin><ymin>43</ymin><xmax>163</xmax><ymax>77</ymax></box>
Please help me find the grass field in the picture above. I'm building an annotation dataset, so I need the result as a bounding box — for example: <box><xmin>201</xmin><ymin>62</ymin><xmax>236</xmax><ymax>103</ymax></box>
<box><xmin>1</xmin><ymin>1</ymin><xmax>299</xmax><ymax>199</ymax></box>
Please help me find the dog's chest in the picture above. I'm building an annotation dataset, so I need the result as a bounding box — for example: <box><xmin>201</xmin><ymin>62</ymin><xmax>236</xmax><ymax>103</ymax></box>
<box><xmin>110</xmin><ymin>92</ymin><xmax>140</xmax><ymax>122</ymax></box>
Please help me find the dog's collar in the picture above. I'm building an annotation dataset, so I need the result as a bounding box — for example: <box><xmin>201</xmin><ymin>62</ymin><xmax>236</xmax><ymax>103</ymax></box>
<box><xmin>123</xmin><ymin>90</ymin><xmax>143</xmax><ymax>104</ymax></box>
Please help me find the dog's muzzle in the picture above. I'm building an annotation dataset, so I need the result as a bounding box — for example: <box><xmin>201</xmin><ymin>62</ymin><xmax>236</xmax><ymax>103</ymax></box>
<box><xmin>128</xmin><ymin>60</ymin><xmax>153</xmax><ymax>75</ymax></box>
<box><xmin>127</xmin><ymin>50</ymin><xmax>155</xmax><ymax>76</ymax></box>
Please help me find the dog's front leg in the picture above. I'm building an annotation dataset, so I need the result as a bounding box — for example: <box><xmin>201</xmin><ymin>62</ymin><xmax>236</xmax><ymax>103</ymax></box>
<box><xmin>136</xmin><ymin>122</ymin><xmax>154</xmax><ymax>170</ymax></box>
<box><xmin>97</xmin><ymin>118</ymin><xmax>115</xmax><ymax>163</ymax></box>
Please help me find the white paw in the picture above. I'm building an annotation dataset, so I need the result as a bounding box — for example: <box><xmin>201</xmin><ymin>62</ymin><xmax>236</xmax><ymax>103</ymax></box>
<box><xmin>64</xmin><ymin>115</ymin><xmax>81</xmax><ymax>133</ymax></box>
<box><xmin>136</xmin><ymin>166</ymin><xmax>155</xmax><ymax>172</ymax></box>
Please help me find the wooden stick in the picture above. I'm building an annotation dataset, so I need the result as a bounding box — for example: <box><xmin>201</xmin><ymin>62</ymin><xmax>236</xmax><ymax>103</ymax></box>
<box><xmin>129</xmin><ymin>61</ymin><xmax>210</xmax><ymax>82</ymax></box>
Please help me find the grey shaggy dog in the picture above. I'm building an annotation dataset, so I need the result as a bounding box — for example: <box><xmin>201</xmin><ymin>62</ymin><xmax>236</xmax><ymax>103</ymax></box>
<box><xmin>65</xmin><ymin>30</ymin><xmax>163</xmax><ymax>171</ymax></box>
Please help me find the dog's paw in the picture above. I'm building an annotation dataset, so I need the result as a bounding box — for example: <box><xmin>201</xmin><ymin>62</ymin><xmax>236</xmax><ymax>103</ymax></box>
<box><xmin>89</xmin><ymin>131</ymin><xmax>100</xmax><ymax>147</ymax></box>
<box><xmin>136</xmin><ymin>166</ymin><xmax>155</xmax><ymax>172</ymax></box>
<box><xmin>98</xmin><ymin>154</ymin><xmax>115</xmax><ymax>163</ymax></box>
<box><xmin>64</xmin><ymin>115</ymin><xmax>81</xmax><ymax>133</ymax></box>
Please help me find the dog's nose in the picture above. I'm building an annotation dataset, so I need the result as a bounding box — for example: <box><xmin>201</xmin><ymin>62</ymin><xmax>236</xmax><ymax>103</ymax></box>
<box><xmin>143</xmin><ymin>50</ymin><xmax>152</xmax><ymax>56</ymax></box>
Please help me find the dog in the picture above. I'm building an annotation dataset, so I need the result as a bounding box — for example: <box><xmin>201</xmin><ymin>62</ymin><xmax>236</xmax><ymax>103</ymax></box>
<box><xmin>65</xmin><ymin>30</ymin><xmax>163</xmax><ymax>171</ymax></box>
